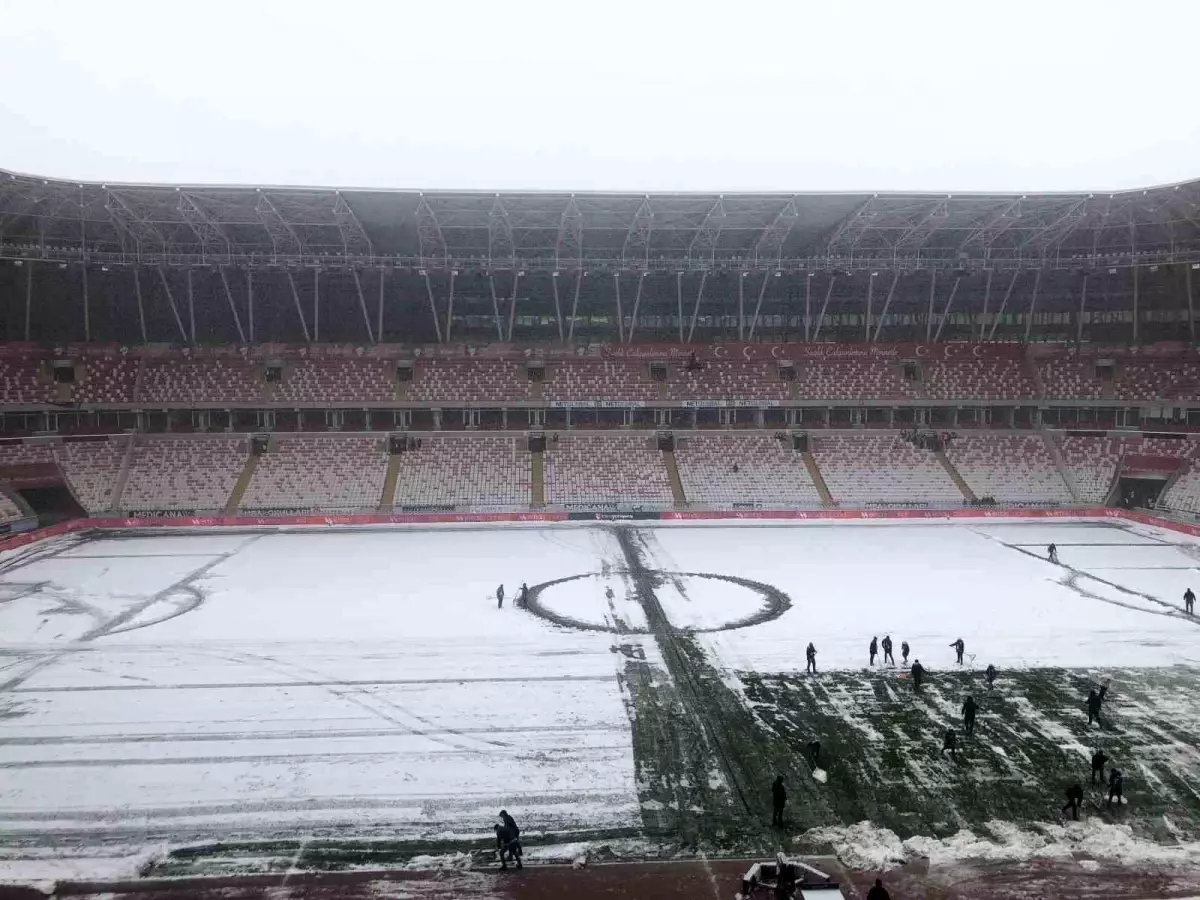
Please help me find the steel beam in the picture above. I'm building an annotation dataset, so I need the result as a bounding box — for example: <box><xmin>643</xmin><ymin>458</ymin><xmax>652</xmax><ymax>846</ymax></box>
<box><xmin>1188</xmin><ymin>265</ymin><xmax>1197</xmax><ymax>346</ymax></box>
<box><xmin>285</xmin><ymin>270</ymin><xmax>312</xmax><ymax>343</ymax></box>
<box><xmin>613</xmin><ymin>274</ymin><xmax>625</xmax><ymax>343</ymax></box>
<box><xmin>687</xmin><ymin>197</ymin><xmax>726</xmax><ymax>266</ymax></box>
<box><xmin>133</xmin><ymin>267</ymin><xmax>148</xmax><ymax>343</ymax></box>
<box><xmin>864</xmin><ymin>273</ymin><xmax>875</xmax><ymax>341</ymax></box>
<box><xmin>105</xmin><ymin>190</ymin><xmax>167</xmax><ymax>261</ymax></box>
<box><xmin>958</xmin><ymin>198</ymin><xmax>1023</xmax><ymax>257</ymax></box>
<box><xmin>445</xmin><ymin>270</ymin><xmax>457</xmax><ymax>342</ymax></box>
<box><xmin>157</xmin><ymin>266</ymin><xmax>189</xmax><ymax>343</ymax></box>
<box><xmin>811</xmin><ymin>276</ymin><xmax>836</xmax><ymax>342</ymax></box>
<box><xmin>1131</xmin><ymin>265</ymin><xmax>1140</xmax><ymax>345</ymax></box>
<box><xmin>977</xmin><ymin>269</ymin><xmax>994</xmax><ymax>340</ymax></box>
<box><xmin>748</xmin><ymin>272</ymin><xmax>771</xmax><ymax>341</ymax></box>
<box><xmin>925</xmin><ymin>270</ymin><xmax>938</xmax><ymax>341</ymax></box>
<box><xmin>567</xmin><ymin>271</ymin><xmax>582</xmax><ymax>343</ymax></box>
<box><xmin>377</xmin><ymin>269</ymin><xmax>385</xmax><ymax>341</ymax></box>
<box><xmin>686</xmin><ymin>271</ymin><xmax>708</xmax><ymax>343</ymax></box>
<box><xmin>987</xmin><ymin>271</ymin><xmax>1021</xmax><ymax>340</ymax></box>
<box><xmin>256</xmin><ymin>191</ymin><xmax>304</xmax><ymax>259</ymax></box>
<box><xmin>872</xmin><ymin>272</ymin><xmax>901</xmax><ymax>342</ymax></box>
<box><xmin>415</xmin><ymin>197</ymin><xmax>447</xmax><ymax>268</ymax></box>
<box><xmin>177</xmin><ymin>192</ymin><xmax>231</xmax><ymax>262</ymax></box>
<box><xmin>628</xmin><ymin>272</ymin><xmax>647</xmax><ymax>343</ymax></box>
<box><xmin>738</xmin><ymin>272</ymin><xmax>746</xmax><ymax>340</ymax></box>
<box><xmin>804</xmin><ymin>274</ymin><xmax>813</xmax><ymax>341</ymax></box>
<box><xmin>622</xmin><ymin>197</ymin><xmax>653</xmax><ymax>268</ymax></box>
<box><xmin>81</xmin><ymin>263</ymin><xmax>90</xmax><ymax>341</ymax></box>
<box><xmin>488</xmin><ymin>276</ymin><xmax>504</xmax><ymax>341</ymax></box>
<box><xmin>1022</xmin><ymin>270</ymin><xmax>1042</xmax><ymax>342</ymax></box>
<box><xmin>23</xmin><ymin>261</ymin><xmax>33</xmax><ymax>341</ymax></box>
<box><xmin>556</xmin><ymin>197</ymin><xmax>583</xmax><ymax>270</ymax></box>
<box><xmin>351</xmin><ymin>269</ymin><xmax>375</xmax><ymax>343</ymax></box>
<box><xmin>676</xmin><ymin>272</ymin><xmax>684</xmax><ymax>342</ymax></box>
<box><xmin>247</xmin><ymin>269</ymin><xmax>255</xmax><ymax>343</ymax></box>
<box><xmin>933</xmin><ymin>276</ymin><xmax>962</xmax><ymax>342</ymax></box>
<box><xmin>313</xmin><ymin>268</ymin><xmax>320</xmax><ymax>343</ymax></box>
<box><xmin>422</xmin><ymin>272</ymin><xmax>444</xmax><ymax>343</ymax></box>
<box><xmin>332</xmin><ymin>193</ymin><xmax>373</xmax><ymax>258</ymax></box>
<box><xmin>186</xmin><ymin>268</ymin><xmax>196</xmax><ymax>343</ymax></box>
<box><xmin>489</xmin><ymin>197</ymin><xmax>515</xmax><ymax>268</ymax></box>
<box><xmin>824</xmin><ymin>197</ymin><xmax>878</xmax><ymax>257</ymax></box>
<box><xmin>550</xmin><ymin>273</ymin><xmax>564</xmax><ymax>342</ymax></box>
<box><xmin>219</xmin><ymin>267</ymin><xmax>248</xmax><ymax>343</ymax></box>
<box><xmin>506</xmin><ymin>271</ymin><xmax>519</xmax><ymax>342</ymax></box>
<box><xmin>754</xmin><ymin>197</ymin><xmax>799</xmax><ymax>267</ymax></box>
<box><xmin>1021</xmin><ymin>198</ymin><xmax>1089</xmax><ymax>258</ymax></box>
<box><xmin>1076</xmin><ymin>273</ymin><xmax>1088</xmax><ymax>346</ymax></box>
<box><xmin>894</xmin><ymin>197</ymin><xmax>951</xmax><ymax>251</ymax></box>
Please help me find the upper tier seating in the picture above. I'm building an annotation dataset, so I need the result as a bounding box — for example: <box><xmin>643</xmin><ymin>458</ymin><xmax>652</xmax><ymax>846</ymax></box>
<box><xmin>666</xmin><ymin>361</ymin><xmax>789</xmax><ymax>401</ymax></box>
<box><xmin>274</xmin><ymin>359</ymin><xmax>396</xmax><ymax>404</ymax></box>
<box><xmin>408</xmin><ymin>360</ymin><xmax>529</xmax><ymax>402</ymax></box>
<box><xmin>674</xmin><ymin>434</ymin><xmax>821</xmax><ymax>506</ymax></box>
<box><xmin>1038</xmin><ymin>360</ymin><xmax>1105</xmax><ymax>400</ymax></box>
<box><xmin>138</xmin><ymin>358</ymin><xmax>262</xmax><ymax>404</ymax></box>
<box><xmin>392</xmin><ymin>437</ymin><xmax>531</xmax><ymax>508</ymax></box>
<box><xmin>945</xmin><ymin>434</ymin><xmax>1071</xmax><ymax>503</ymax></box>
<box><xmin>923</xmin><ymin>359</ymin><xmax>1037</xmax><ymax>400</ymax></box>
<box><xmin>0</xmin><ymin>357</ymin><xmax>54</xmax><ymax>405</ymax></box>
<box><xmin>75</xmin><ymin>357</ymin><xmax>139</xmax><ymax>405</ymax></box>
<box><xmin>241</xmin><ymin>437</ymin><xmax>388</xmax><ymax>513</ymax></box>
<box><xmin>793</xmin><ymin>360</ymin><xmax>914</xmax><ymax>400</ymax></box>
<box><xmin>0</xmin><ymin>442</ymin><xmax>54</xmax><ymax>466</ymax></box>
<box><xmin>56</xmin><ymin>439</ymin><xmax>125</xmax><ymax>513</ymax></box>
<box><xmin>1114</xmin><ymin>362</ymin><xmax>1200</xmax><ymax>402</ymax></box>
<box><xmin>811</xmin><ymin>434</ymin><xmax>962</xmax><ymax>505</ymax></box>
<box><xmin>121</xmin><ymin>438</ymin><xmax>245</xmax><ymax>512</ymax></box>
<box><xmin>543</xmin><ymin>360</ymin><xmax>658</xmax><ymax>402</ymax></box>
<box><xmin>545</xmin><ymin>434</ymin><xmax>674</xmax><ymax>505</ymax></box>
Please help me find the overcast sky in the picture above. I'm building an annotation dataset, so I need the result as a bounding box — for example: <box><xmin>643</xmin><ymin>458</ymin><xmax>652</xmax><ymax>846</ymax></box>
<box><xmin>2</xmin><ymin>0</ymin><xmax>1198</xmax><ymax>194</ymax></box>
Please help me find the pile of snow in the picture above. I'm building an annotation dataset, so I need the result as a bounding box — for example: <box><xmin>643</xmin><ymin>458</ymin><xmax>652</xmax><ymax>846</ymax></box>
<box><xmin>798</xmin><ymin>819</ymin><xmax>1200</xmax><ymax>871</ymax></box>
<box><xmin>0</xmin><ymin>844</ymin><xmax>166</xmax><ymax>887</ymax></box>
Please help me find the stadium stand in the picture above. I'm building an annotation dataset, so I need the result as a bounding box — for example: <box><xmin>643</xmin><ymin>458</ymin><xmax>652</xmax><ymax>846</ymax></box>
<box><xmin>138</xmin><ymin>358</ymin><xmax>262</xmax><ymax>404</ymax></box>
<box><xmin>1038</xmin><ymin>359</ymin><xmax>1105</xmax><ymax>400</ymax></box>
<box><xmin>75</xmin><ymin>356</ymin><xmax>139</xmax><ymax>405</ymax></box>
<box><xmin>0</xmin><ymin>491</ymin><xmax>23</xmax><ymax>524</ymax></box>
<box><xmin>0</xmin><ymin>357</ymin><xmax>54</xmax><ymax>405</ymax></box>
<box><xmin>674</xmin><ymin>434</ymin><xmax>822</xmax><ymax>506</ymax></box>
<box><xmin>945</xmin><ymin>434</ymin><xmax>1072</xmax><ymax>503</ymax></box>
<box><xmin>812</xmin><ymin>433</ymin><xmax>963</xmax><ymax>506</ymax></box>
<box><xmin>121</xmin><ymin>438</ymin><xmax>246</xmax><ymax>512</ymax></box>
<box><xmin>1057</xmin><ymin>436</ymin><xmax>1125</xmax><ymax>504</ymax></box>
<box><xmin>56</xmin><ymin>438</ymin><xmax>125</xmax><ymax>513</ymax></box>
<box><xmin>407</xmin><ymin>360</ymin><xmax>529</xmax><ymax>403</ymax></box>
<box><xmin>1114</xmin><ymin>361</ymin><xmax>1200</xmax><ymax>402</ymax></box>
<box><xmin>543</xmin><ymin>360</ymin><xmax>658</xmax><ymax>402</ymax></box>
<box><xmin>392</xmin><ymin>436</ymin><xmax>531</xmax><ymax>509</ymax></box>
<box><xmin>923</xmin><ymin>358</ymin><xmax>1037</xmax><ymax>401</ymax></box>
<box><xmin>0</xmin><ymin>441</ymin><xmax>54</xmax><ymax>466</ymax></box>
<box><xmin>793</xmin><ymin>359</ymin><xmax>913</xmax><ymax>400</ymax></box>
<box><xmin>666</xmin><ymin>361</ymin><xmax>789</xmax><ymax>401</ymax></box>
<box><xmin>241</xmin><ymin>436</ymin><xmax>389</xmax><ymax>513</ymax></box>
<box><xmin>273</xmin><ymin>359</ymin><xmax>397</xmax><ymax>404</ymax></box>
<box><xmin>544</xmin><ymin>434</ymin><xmax>674</xmax><ymax>506</ymax></box>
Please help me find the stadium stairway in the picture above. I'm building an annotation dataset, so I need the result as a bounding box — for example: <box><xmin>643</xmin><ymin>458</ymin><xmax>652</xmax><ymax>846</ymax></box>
<box><xmin>934</xmin><ymin>449</ymin><xmax>977</xmax><ymax>502</ymax></box>
<box><xmin>224</xmin><ymin>448</ymin><xmax>259</xmax><ymax>513</ymax></box>
<box><xmin>110</xmin><ymin>435</ymin><xmax>136</xmax><ymax>511</ymax></box>
<box><xmin>531</xmin><ymin>448</ymin><xmax>545</xmax><ymax>507</ymax></box>
<box><xmin>663</xmin><ymin>448</ymin><xmax>687</xmax><ymax>507</ymax></box>
<box><xmin>379</xmin><ymin>451</ymin><xmax>403</xmax><ymax>512</ymax></box>
<box><xmin>801</xmin><ymin>451</ymin><xmax>836</xmax><ymax>508</ymax></box>
<box><xmin>1025</xmin><ymin>354</ymin><xmax>1049</xmax><ymax>399</ymax></box>
<box><xmin>1041</xmin><ymin>432</ymin><xmax>1082</xmax><ymax>503</ymax></box>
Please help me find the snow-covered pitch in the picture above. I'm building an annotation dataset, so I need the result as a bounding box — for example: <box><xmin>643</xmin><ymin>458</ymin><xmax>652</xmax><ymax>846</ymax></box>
<box><xmin>1</xmin><ymin>518</ymin><xmax>1199</xmax><ymax>877</ymax></box>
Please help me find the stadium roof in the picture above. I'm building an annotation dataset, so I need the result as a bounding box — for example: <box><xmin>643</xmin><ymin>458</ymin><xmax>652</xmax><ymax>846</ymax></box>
<box><xmin>3</xmin><ymin>167</ymin><xmax>1200</xmax><ymax>272</ymax></box>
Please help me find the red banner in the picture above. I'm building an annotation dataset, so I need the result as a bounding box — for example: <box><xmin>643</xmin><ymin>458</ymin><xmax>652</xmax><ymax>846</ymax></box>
<box><xmin>602</xmin><ymin>342</ymin><xmax>1027</xmax><ymax>362</ymax></box>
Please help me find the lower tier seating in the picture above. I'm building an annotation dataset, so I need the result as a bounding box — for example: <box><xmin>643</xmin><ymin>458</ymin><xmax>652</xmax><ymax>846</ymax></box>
<box><xmin>392</xmin><ymin>437</ymin><xmax>531</xmax><ymax>508</ymax></box>
<box><xmin>545</xmin><ymin>434</ymin><xmax>674</xmax><ymax>505</ymax></box>
<box><xmin>122</xmin><ymin>439</ymin><xmax>246</xmax><ymax>512</ymax></box>
<box><xmin>241</xmin><ymin>437</ymin><xmax>388</xmax><ymax>513</ymax></box>
<box><xmin>812</xmin><ymin>434</ymin><xmax>962</xmax><ymax>506</ymax></box>
<box><xmin>945</xmin><ymin>435</ymin><xmax>1071</xmax><ymax>503</ymax></box>
<box><xmin>674</xmin><ymin>434</ymin><xmax>821</xmax><ymax>506</ymax></box>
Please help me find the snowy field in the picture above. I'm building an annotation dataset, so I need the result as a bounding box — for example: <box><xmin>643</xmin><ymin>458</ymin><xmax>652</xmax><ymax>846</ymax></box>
<box><xmin>2</xmin><ymin>517</ymin><xmax>1200</xmax><ymax>879</ymax></box>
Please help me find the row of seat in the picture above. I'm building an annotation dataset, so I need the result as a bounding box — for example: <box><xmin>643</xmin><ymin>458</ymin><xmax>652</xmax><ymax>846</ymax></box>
<box><xmin>4</xmin><ymin>431</ymin><xmax>1200</xmax><ymax>514</ymax></box>
<box><xmin>5</xmin><ymin>354</ymin><xmax>1200</xmax><ymax>404</ymax></box>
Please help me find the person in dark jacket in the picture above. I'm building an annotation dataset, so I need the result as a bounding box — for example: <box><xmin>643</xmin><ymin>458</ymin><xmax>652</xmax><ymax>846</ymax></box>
<box><xmin>771</xmin><ymin>775</ymin><xmax>787</xmax><ymax>826</ymax></box>
<box><xmin>942</xmin><ymin>728</ymin><xmax>958</xmax><ymax>762</ymax></box>
<box><xmin>496</xmin><ymin>584</ymin><xmax>505</xmax><ymax>609</ymax></box>
<box><xmin>1184</xmin><ymin>587</ymin><xmax>1195</xmax><ymax>615</ymax></box>
<box><xmin>499</xmin><ymin>809</ymin><xmax>519</xmax><ymax>838</ymax></box>
<box><xmin>882</xmin><ymin>635</ymin><xmax>894</xmax><ymax>665</ymax></box>
<box><xmin>962</xmin><ymin>696</ymin><xmax>978</xmax><ymax>736</ymax></box>
<box><xmin>1091</xmin><ymin>749</ymin><xmax>1108</xmax><ymax>785</ymax></box>
<box><xmin>1087</xmin><ymin>688</ymin><xmax>1103</xmax><ymax>726</ymax></box>
<box><xmin>494</xmin><ymin>823</ymin><xmax>522</xmax><ymax>869</ymax></box>
<box><xmin>1107</xmin><ymin>769</ymin><xmax>1124</xmax><ymax>809</ymax></box>
<box><xmin>985</xmin><ymin>664</ymin><xmax>997</xmax><ymax>688</ymax></box>
<box><xmin>806</xmin><ymin>739</ymin><xmax>821</xmax><ymax>770</ymax></box>
<box><xmin>910</xmin><ymin>659</ymin><xmax>925</xmax><ymax>691</ymax></box>
<box><xmin>866</xmin><ymin>877</ymin><xmax>891</xmax><ymax>900</ymax></box>
<box><xmin>1048</xmin><ymin>543</ymin><xmax>1059</xmax><ymax>563</ymax></box>
<box><xmin>869</xmin><ymin>636</ymin><xmax>879</xmax><ymax>666</ymax></box>
<box><xmin>806</xmin><ymin>642</ymin><xmax>817</xmax><ymax>674</ymax></box>
<box><xmin>901</xmin><ymin>640</ymin><xmax>910</xmax><ymax>664</ymax></box>
<box><xmin>950</xmin><ymin>637</ymin><xmax>965</xmax><ymax>664</ymax></box>
<box><xmin>517</xmin><ymin>583</ymin><xmax>529</xmax><ymax>609</ymax></box>
<box><xmin>1062</xmin><ymin>782</ymin><xmax>1084</xmax><ymax>820</ymax></box>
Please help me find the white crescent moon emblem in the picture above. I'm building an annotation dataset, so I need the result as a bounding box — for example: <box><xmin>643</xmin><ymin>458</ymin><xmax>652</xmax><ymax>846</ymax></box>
<box><xmin>973</xmin><ymin>345</ymin><xmax>984</xmax><ymax>357</ymax></box>
<box><xmin>915</xmin><ymin>345</ymin><xmax>930</xmax><ymax>358</ymax></box>
<box><xmin>713</xmin><ymin>345</ymin><xmax>727</xmax><ymax>358</ymax></box>
<box><xmin>742</xmin><ymin>346</ymin><xmax>754</xmax><ymax>360</ymax></box>
<box><xmin>770</xmin><ymin>345</ymin><xmax>782</xmax><ymax>359</ymax></box>
<box><xmin>944</xmin><ymin>345</ymin><xmax>960</xmax><ymax>359</ymax></box>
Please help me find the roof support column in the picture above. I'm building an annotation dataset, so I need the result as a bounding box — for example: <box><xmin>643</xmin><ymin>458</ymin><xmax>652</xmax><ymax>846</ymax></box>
<box><xmin>157</xmin><ymin>266</ymin><xmax>188</xmax><ymax>344</ymax></box>
<box><xmin>872</xmin><ymin>272</ymin><xmax>900</xmax><ymax>342</ymax></box>
<box><xmin>747</xmin><ymin>271</ymin><xmax>770</xmax><ymax>341</ymax></box>
<box><xmin>1022</xmin><ymin>270</ymin><xmax>1042</xmax><ymax>343</ymax></box>
<box><xmin>422</xmin><ymin>272</ymin><xmax>443</xmax><ymax>343</ymax></box>
<box><xmin>1187</xmin><ymin>264</ymin><xmax>1196</xmax><ymax>346</ymax></box>
<box><xmin>81</xmin><ymin>263</ymin><xmax>90</xmax><ymax>342</ymax></box>
<box><xmin>613</xmin><ymin>274</ymin><xmax>625</xmax><ymax>343</ymax></box>
<box><xmin>1131</xmin><ymin>265</ymin><xmax>1140</xmax><ymax>346</ymax></box>
<box><xmin>812</xmin><ymin>276</ymin><xmax>836</xmax><ymax>342</ymax></box>
<box><xmin>676</xmin><ymin>272</ymin><xmax>684</xmax><ymax>342</ymax></box>
<box><xmin>804</xmin><ymin>273</ymin><xmax>813</xmax><ymax>341</ymax></box>
<box><xmin>863</xmin><ymin>272</ymin><xmax>875</xmax><ymax>342</ymax></box>
<box><xmin>568</xmin><ymin>271</ymin><xmax>583</xmax><ymax>343</ymax></box>
<box><xmin>987</xmin><ymin>271</ymin><xmax>1021</xmax><ymax>340</ymax></box>
<box><xmin>925</xmin><ymin>270</ymin><xmax>938</xmax><ymax>341</ymax></box>
<box><xmin>247</xmin><ymin>269</ymin><xmax>255</xmax><ymax>343</ymax></box>
<box><xmin>933</xmin><ymin>276</ymin><xmax>962</xmax><ymax>342</ymax></box>
<box><xmin>488</xmin><ymin>276</ymin><xmax>504</xmax><ymax>341</ymax></box>
<box><xmin>445</xmin><ymin>270</ymin><xmax>457</xmax><ymax>342</ymax></box>
<box><xmin>23</xmin><ymin>261</ymin><xmax>33</xmax><ymax>341</ymax></box>
<box><xmin>1076</xmin><ymin>274</ymin><xmax>1088</xmax><ymax>347</ymax></box>
<box><xmin>377</xmin><ymin>269</ymin><xmax>385</xmax><ymax>341</ymax></box>
<box><xmin>351</xmin><ymin>269</ymin><xmax>375</xmax><ymax>343</ymax></box>
<box><xmin>738</xmin><ymin>272</ymin><xmax>746</xmax><ymax>340</ymax></box>
<box><xmin>686</xmin><ymin>271</ymin><xmax>708</xmax><ymax>343</ymax></box>
<box><xmin>550</xmin><ymin>273</ymin><xmax>564</xmax><ymax>342</ymax></box>
<box><xmin>133</xmin><ymin>267</ymin><xmax>148</xmax><ymax>343</ymax></box>
<box><xmin>286</xmin><ymin>270</ymin><xmax>312</xmax><ymax>343</ymax></box>
<box><xmin>627</xmin><ymin>272</ymin><xmax>646</xmax><ymax>343</ymax></box>
<box><xmin>219</xmin><ymin>267</ymin><xmax>247</xmax><ymax>343</ymax></box>
<box><xmin>186</xmin><ymin>268</ymin><xmax>196</xmax><ymax>343</ymax></box>
<box><xmin>506</xmin><ymin>272</ymin><xmax>519</xmax><ymax>342</ymax></box>
<box><xmin>313</xmin><ymin>269</ymin><xmax>320</xmax><ymax>343</ymax></box>
<box><xmin>977</xmin><ymin>269</ymin><xmax>993</xmax><ymax>340</ymax></box>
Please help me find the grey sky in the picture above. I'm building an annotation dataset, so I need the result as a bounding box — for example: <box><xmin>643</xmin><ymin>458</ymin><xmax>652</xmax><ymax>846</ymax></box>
<box><xmin>2</xmin><ymin>0</ymin><xmax>1198</xmax><ymax>193</ymax></box>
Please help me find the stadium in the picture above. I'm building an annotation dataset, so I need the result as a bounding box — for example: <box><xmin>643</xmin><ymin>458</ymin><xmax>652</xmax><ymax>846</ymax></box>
<box><xmin>3</xmin><ymin>165</ymin><xmax>1200</xmax><ymax>899</ymax></box>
